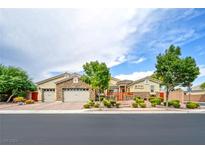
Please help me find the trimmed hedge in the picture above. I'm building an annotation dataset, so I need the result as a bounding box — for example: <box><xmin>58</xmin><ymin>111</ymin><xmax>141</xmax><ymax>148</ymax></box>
<box><xmin>132</xmin><ymin>102</ymin><xmax>138</xmax><ymax>108</ymax></box>
<box><xmin>164</xmin><ymin>100</ymin><xmax>180</xmax><ymax>108</ymax></box>
<box><xmin>186</xmin><ymin>102</ymin><xmax>200</xmax><ymax>109</ymax></box>
<box><xmin>132</xmin><ymin>98</ymin><xmax>146</xmax><ymax>108</ymax></box>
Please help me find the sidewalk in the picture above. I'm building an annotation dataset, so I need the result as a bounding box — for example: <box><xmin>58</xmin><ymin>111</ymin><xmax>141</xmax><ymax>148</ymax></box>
<box><xmin>0</xmin><ymin>108</ymin><xmax>205</xmax><ymax>114</ymax></box>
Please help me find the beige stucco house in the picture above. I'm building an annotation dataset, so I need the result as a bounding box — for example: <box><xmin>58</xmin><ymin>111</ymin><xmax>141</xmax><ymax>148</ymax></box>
<box><xmin>36</xmin><ymin>72</ymin><xmax>95</xmax><ymax>102</ymax></box>
<box><xmin>107</xmin><ymin>76</ymin><xmax>161</xmax><ymax>100</ymax></box>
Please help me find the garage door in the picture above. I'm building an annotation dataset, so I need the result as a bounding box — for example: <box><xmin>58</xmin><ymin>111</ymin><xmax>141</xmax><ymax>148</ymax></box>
<box><xmin>63</xmin><ymin>88</ymin><xmax>90</xmax><ymax>102</ymax></box>
<box><xmin>43</xmin><ymin>89</ymin><xmax>55</xmax><ymax>102</ymax></box>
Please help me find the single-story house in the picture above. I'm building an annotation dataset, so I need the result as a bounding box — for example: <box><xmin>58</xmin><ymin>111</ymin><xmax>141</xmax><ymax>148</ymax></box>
<box><xmin>107</xmin><ymin>76</ymin><xmax>161</xmax><ymax>100</ymax></box>
<box><xmin>35</xmin><ymin>72</ymin><xmax>95</xmax><ymax>102</ymax></box>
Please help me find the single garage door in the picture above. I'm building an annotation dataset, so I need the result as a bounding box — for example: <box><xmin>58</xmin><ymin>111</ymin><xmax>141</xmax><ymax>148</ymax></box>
<box><xmin>43</xmin><ymin>89</ymin><xmax>55</xmax><ymax>102</ymax></box>
<box><xmin>63</xmin><ymin>88</ymin><xmax>90</xmax><ymax>102</ymax></box>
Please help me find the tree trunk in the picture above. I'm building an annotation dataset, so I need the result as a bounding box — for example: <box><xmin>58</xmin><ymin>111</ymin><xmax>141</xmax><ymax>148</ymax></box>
<box><xmin>6</xmin><ymin>94</ymin><xmax>14</xmax><ymax>103</ymax></box>
<box><xmin>166</xmin><ymin>88</ymin><xmax>169</xmax><ymax>107</ymax></box>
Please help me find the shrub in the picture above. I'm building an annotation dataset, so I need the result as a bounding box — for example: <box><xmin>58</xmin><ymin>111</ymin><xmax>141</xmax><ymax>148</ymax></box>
<box><xmin>172</xmin><ymin>101</ymin><xmax>180</xmax><ymax>108</ymax></box>
<box><xmin>132</xmin><ymin>102</ymin><xmax>138</xmax><ymax>108</ymax></box>
<box><xmin>116</xmin><ymin>102</ymin><xmax>120</xmax><ymax>108</ymax></box>
<box><xmin>110</xmin><ymin>100</ymin><xmax>116</xmax><ymax>106</ymax></box>
<box><xmin>94</xmin><ymin>103</ymin><xmax>100</xmax><ymax>108</ymax></box>
<box><xmin>151</xmin><ymin>103</ymin><xmax>157</xmax><ymax>107</ymax></box>
<box><xmin>25</xmin><ymin>99</ymin><xmax>34</xmax><ymax>104</ymax></box>
<box><xmin>186</xmin><ymin>102</ymin><xmax>200</xmax><ymax>109</ymax></box>
<box><xmin>139</xmin><ymin>103</ymin><xmax>146</xmax><ymax>108</ymax></box>
<box><xmin>135</xmin><ymin>98</ymin><xmax>144</xmax><ymax>104</ymax></box>
<box><xmin>87</xmin><ymin>99</ymin><xmax>95</xmax><ymax>107</ymax></box>
<box><xmin>83</xmin><ymin>103</ymin><xmax>90</xmax><ymax>109</ymax></box>
<box><xmin>133</xmin><ymin>96</ymin><xmax>141</xmax><ymax>101</ymax></box>
<box><xmin>150</xmin><ymin>98</ymin><xmax>161</xmax><ymax>105</ymax></box>
<box><xmin>103</xmin><ymin>99</ymin><xmax>112</xmax><ymax>108</ymax></box>
<box><xmin>13</xmin><ymin>97</ymin><xmax>26</xmax><ymax>103</ymax></box>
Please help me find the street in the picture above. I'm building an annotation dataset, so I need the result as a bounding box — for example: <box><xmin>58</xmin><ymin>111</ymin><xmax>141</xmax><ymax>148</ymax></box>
<box><xmin>0</xmin><ymin>114</ymin><xmax>205</xmax><ymax>145</ymax></box>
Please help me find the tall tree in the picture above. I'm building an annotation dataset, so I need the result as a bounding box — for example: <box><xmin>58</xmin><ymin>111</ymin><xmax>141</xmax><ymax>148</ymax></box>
<box><xmin>179</xmin><ymin>57</ymin><xmax>199</xmax><ymax>101</ymax></box>
<box><xmin>0</xmin><ymin>64</ymin><xmax>36</xmax><ymax>102</ymax></box>
<box><xmin>155</xmin><ymin>45</ymin><xmax>199</xmax><ymax>106</ymax></box>
<box><xmin>81</xmin><ymin>61</ymin><xmax>111</xmax><ymax>101</ymax></box>
<box><xmin>155</xmin><ymin>45</ymin><xmax>181</xmax><ymax>106</ymax></box>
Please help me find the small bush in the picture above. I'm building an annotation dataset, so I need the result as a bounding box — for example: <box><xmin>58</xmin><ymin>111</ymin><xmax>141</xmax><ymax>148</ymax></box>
<box><xmin>116</xmin><ymin>102</ymin><xmax>120</xmax><ymax>108</ymax></box>
<box><xmin>172</xmin><ymin>101</ymin><xmax>180</xmax><ymax>108</ymax></box>
<box><xmin>87</xmin><ymin>99</ymin><xmax>95</xmax><ymax>107</ymax></box>
<box><xmin>151</xmin><ymin>103</ymin><xmax>157</xmax><ymax>107</ymax></box>
<box><xmin>135</xmin><ymin>98</ymin><xmax>144</xmax><ymax>104</ymax></box>
<box><xmin>25</xmin><ymin>99</ymin><xmax>34</xmax><ymax>104</ymax></box>
<box><xmin>13</xmin><ymin>97</ymin><xmax>26</xmax><ymax>103</ymax></box>
<box><xmin>150</xmin><ymin>98</ymin><xmax>161</xmax><ymax>105</ymax></box>
<box><xmin>103</xmin><ymin>99</ymin><xmax>112</xmax><ymax>108</ymax></box>
<box><xmin>133</xmin><ymin>96</ymin><xmax>141</xmax><ymax>101</ymax></box>
<box><xmin>186</xmin><ymin>102</ymin><xmax>200</xmax><ymax>109</ymax></box>
<box><xmin>132</xmin><ymin>102</ymin><xmax>138</xmax><ymax>108</ymax></box>
<box><xmin>139</xmin><ymin>103</ymin><xmax>146</xmax><ymax>108</ymax></box>
<box><xmin>83</xmin><ymin>103</ymin><xmax>90</xmax><ymax>109</ymax></box>
<box><xmin>94</xmin><ymin>103</ymin><xmax>100</xmax><ymax>108</ymax></box>
<box><xmin>110</xmin><ymin>100</ymin><xmax>116</xmax><ymax>106</ymax></box>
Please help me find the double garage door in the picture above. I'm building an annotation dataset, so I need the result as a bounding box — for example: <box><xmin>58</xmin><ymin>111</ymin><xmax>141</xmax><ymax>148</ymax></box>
<box><xmin>63</xmin><ymin>88</ymin><xmax>90</xmax><ymax>102</ymax></box>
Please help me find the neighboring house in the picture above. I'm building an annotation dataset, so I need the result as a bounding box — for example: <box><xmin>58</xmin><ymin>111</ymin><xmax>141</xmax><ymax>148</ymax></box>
<box><xmin>107</xmin><ymin>76</ymin><xmax>161</xmax><ymax>100</ymax></box>
<box><xmin>35</xmin><ymin>72</ymin><xmax>95</xmax><ymax>102</ymax></box>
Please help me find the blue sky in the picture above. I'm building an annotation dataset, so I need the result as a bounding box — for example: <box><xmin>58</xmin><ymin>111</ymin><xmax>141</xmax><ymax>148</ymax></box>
<box><xmin>0</xmin><ymin>9</ymin><xmax>205</xmax><ymax>85</ymax></box>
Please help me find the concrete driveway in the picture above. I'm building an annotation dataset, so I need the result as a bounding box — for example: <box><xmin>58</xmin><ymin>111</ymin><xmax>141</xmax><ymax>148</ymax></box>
<box><xmin>0</xmin><ymin>102</ymin><xmax>84</xmax><ymax>110</ymax></box>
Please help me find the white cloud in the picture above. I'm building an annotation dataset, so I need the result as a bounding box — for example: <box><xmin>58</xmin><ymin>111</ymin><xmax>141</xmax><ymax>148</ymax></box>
<box><xmin>0</xmin><ymin>9</ymin><xmax>156</xmax><ymax>81</ymax></box>
<box><xmin>199</xmin><ymin>65</ymin><xmax>205</xmax><ymax>77</ymax></box>
<box><xmin>115</xmin><ymin>71</ymin><xmax>154</xmax><ymax>80</ymax></box>
<box><xmin>130</xmin><ymin>57</ymin><xmax>146</xmax><ymax>64</ymax></box>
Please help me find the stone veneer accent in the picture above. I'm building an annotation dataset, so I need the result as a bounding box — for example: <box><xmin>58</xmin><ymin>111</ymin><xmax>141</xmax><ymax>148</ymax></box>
<box><xmin>56</xmin><ymin>78</ymin><xmax>95</xmax><ymax>102</ymax></box>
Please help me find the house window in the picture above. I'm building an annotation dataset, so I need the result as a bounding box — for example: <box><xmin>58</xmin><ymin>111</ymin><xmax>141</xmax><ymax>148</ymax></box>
<box><xmin>135</xmin><ymin>85</ymin><xmax>144</xmax><ymax>89</ymax></box>
<box><xmin>150</xmin><ymin>85</ymin><xmax>155</xmax><ymax>92</ymax></box>
<box><xmin>73</xmin><ymin>77</ymin><xmax>78</xmax><ymax>83</ymax></box>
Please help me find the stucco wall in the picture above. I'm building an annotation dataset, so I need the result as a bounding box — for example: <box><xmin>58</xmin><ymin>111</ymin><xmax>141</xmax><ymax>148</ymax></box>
<box><xmin>129</xmin><ymin>80</ymin><xmax>160</xmax><ymax>93</ymax></box>
<box><xmin>37</xmin><ymin>76</ymin><xmax>66</xmax><ymax>101</ymax></box>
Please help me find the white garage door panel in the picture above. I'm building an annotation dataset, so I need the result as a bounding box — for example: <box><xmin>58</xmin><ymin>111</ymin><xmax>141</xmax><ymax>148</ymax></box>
<box><xmin>43</xmin><ymin>89</ymin><xmax>55</xmax><ymax>102</ymax></box>
<box><xmin>64</xmin><ymin>89</ymin><xmax>89</xmax><ymax>102</ymax></box>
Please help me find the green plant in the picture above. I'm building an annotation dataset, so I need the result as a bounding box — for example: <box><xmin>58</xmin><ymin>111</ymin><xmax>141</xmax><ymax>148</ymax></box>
<box><xmin>87</xmin><ymin>99</ymin><xmax>95</xmax><ymax>107</ymax></box>
<box><xmin>150</xmin><ymin>98</ymin><xmax>161</xmax><ymax>105</ymax></box>
<box><xmin>83</xmin><ymin>103</ymin><xmax>90</xmax><ymax>109</ymax></box>
<box><xmin>13</xmin><ymin>97</ymin><xmax>26</xmax><ymax>103</ymax></box>
<box><xmin>151</xmin><ymin>103</ymin><xmax>157</xmax><ymax>107</ymax></box>
<box><xmin>134</xmin><ymin>96</ymin><xmax>141</xmax><ymax>101</ymax></box>
<box><xmin>186</xmin><ymin>102</ymin><xmax>200</xmax><ymax>109</ymax></box>
<box><xmin>25</xmin><ymin>99</ymin><xmax>34</xmax><ymax>104</ymax></box>
<box><xmin>94</xmin><ymin>103</ymin><xmax>100</xmax><ymax>108</ymax></box>
<box><xmin>139</xmin><ymin>103</ymin><xmax>146</xmax><ymax>108</ymax></box>
<box><xmin>103</xmin><ymin>99</ymin><xmax>112</xmax><ymax>108</ymax></box>
<box><xmin>110</xmin><ymin>100</ymin><xmax>116</xmax><ymax>106</ymax></box>
<box><xmin>132</xmin><ymin>102</ymin><xmax>138</xmax><ymax>108</ymax></box>
<box><xmin>116</xmin><ymin>102</ymin><xmax>120</xmax><ymax>108</ymax></box>
<box><xmin>172</xmin><ymin>102</ymin><xmax>180</xmax><ymax>108</ymax></box>
<box><xmin>135</xmin><ymin>98</ymin><xmax>144</xmax><ymax>104</ymax></box>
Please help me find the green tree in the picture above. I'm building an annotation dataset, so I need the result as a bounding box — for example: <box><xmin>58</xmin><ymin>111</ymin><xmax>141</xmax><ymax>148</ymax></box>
<box><xmin>0</xmin><ymin>64</ymin><xmax>36</xmax><ymax>102</ymax></box>
<box><xmin>179</xmin><ymin>57</ymin><xmax>200</xmax><ymax>101</ymax></box>
<box><xmin>201</xmin><ymin>82</ymin><xmax>205</xmax><ymax>90</ymax></box>
<box><xmin>81</xmin><ymin>61</ymin><xmax>111</xmax><ymax>101</ymax></box>
<box><xmin>155</xmin><ymin>45</ymin><xmax>199</xmax><ymax>106</ymax></box>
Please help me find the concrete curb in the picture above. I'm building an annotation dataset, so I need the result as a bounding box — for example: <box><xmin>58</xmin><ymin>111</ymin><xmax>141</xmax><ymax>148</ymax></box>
<box><xmin>0</xmin><ymin>109</ymin><xmax>205</xmax><ymax>114</ymax></box>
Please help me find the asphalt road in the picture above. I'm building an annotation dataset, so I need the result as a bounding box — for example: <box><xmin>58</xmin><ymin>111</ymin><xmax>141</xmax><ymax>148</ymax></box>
<box><xmin>0</xmin><ymin>114</ymin><xmax>205</xmax><ymax>145</ymax></box>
